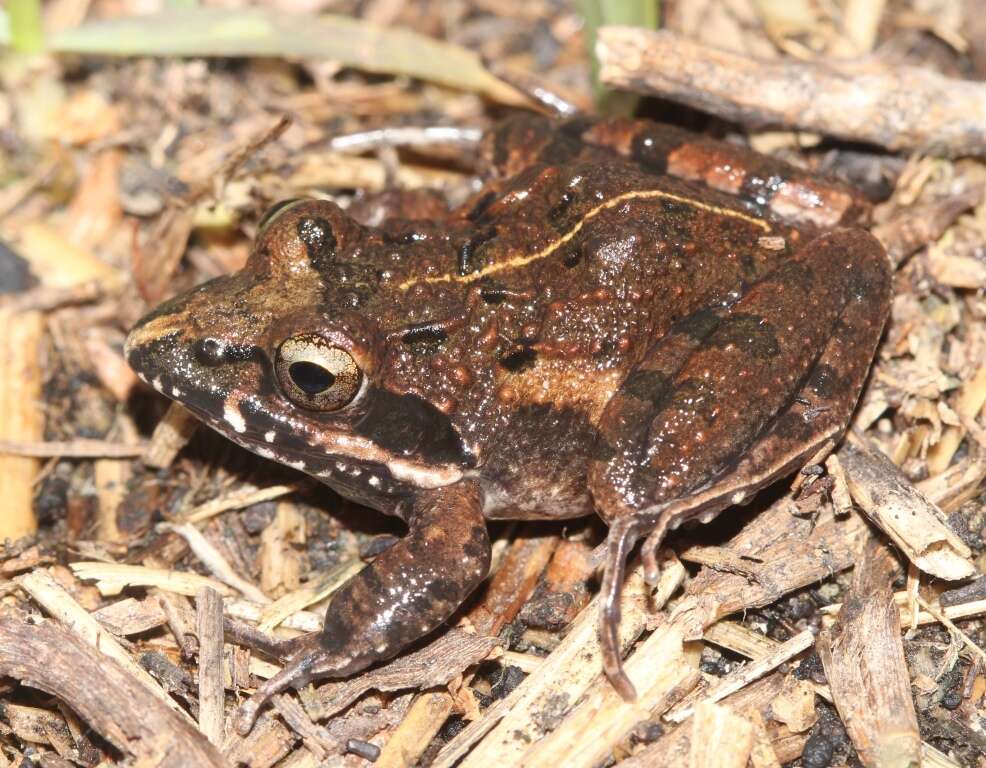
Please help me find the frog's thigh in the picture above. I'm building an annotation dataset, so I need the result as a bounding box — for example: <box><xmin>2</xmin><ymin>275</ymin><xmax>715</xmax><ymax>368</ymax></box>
<box><xmin>577</xmin><ymin>118</ymin><xmax>867</xmax><ymax>228</ymax></box>
<box><xmin>588</xmin><ymin>228</ymin><xmax>890</xmax><ymax>698</ymax></box>
<box><xmin>592</xmin><ymin>228</ymin><xmax>890</xmax><ymax>521</ymax></box>
<box><xmin>234</xmin><ymin>480</ymin><xmax>491</xmax><ymax>732</ymax></box>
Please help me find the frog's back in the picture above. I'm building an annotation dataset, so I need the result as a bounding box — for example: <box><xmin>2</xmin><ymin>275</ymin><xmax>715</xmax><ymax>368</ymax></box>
<box><xmin>356</xmin><ymin>152</ymin><xmax>802</xmax><ymax>519</ymax></box>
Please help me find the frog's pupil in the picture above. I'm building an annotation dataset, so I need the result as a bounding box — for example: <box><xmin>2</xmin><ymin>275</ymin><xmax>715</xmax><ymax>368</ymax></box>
<box><xmin>289</xmin><ymin>361</ymin><xmax>335</xmax><ymax>395</ymax></box>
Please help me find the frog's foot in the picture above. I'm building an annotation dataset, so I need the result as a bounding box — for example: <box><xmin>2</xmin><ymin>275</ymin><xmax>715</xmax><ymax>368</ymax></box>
<box><xmin>230</xmin><ymin>481</ymin><xmax>491</xmax><ymax>734</ymax></box>
<box><xmin>232</xmin><ymin>633</ymin><xmax>354</xmax><ymax>735</ymax></box>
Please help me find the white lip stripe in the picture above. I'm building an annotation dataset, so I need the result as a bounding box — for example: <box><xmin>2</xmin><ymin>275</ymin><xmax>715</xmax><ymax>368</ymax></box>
<box><xmin>223</xmin><ymin>403</ymin><xmax>247</xmax><ymax>433</ymax></box>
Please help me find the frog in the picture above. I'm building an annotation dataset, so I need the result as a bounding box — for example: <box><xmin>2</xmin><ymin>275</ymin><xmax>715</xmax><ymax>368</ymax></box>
<box><xmin>124</xmin><ymin>113</ymin><xmax>892</xmax><ymax>732</ymax></box>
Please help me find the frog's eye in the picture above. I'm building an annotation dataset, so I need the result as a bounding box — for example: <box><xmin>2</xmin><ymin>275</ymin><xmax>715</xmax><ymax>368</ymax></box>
<box><xmin>257</xmin><ymin>199</ymin><xmax>308</xmax><ymax>236</ymax></box>
<box><xmin>275</xmin><ymin>335</ymin><xmax>362</xmax><ymax>411</ymax></box>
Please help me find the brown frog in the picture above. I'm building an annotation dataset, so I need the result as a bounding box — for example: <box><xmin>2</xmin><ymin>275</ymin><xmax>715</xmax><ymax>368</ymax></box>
<box><xmin>125</xmin><ymin>114</ymin><xmax>892</xmax><ymax>731</ymax></box>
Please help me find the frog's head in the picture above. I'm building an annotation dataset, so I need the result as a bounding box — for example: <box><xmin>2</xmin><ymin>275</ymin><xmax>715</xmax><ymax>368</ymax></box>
<box><xmin>125</xmin><ymin>199</ymin><xmax>467</xmax><ymax>509</ymax></box>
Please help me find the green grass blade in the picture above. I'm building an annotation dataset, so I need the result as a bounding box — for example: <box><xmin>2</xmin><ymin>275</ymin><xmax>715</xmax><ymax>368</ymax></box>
<box><xmin>0</xmin><ymin>11</ymin><xmax>11</xmax><ymax>47</ymax></box>
<box><xmin>49</xmin><ymin>7</ymin><xmax>520</xmax><ymax>103</ymax></box>
<box><xmin>577</xmin><ymin>0</ymin><xmax>659</xmax><ymax>114</ymax></box>
<box><xmin>8</xmin><ymin>0</ymin><xmax>44</xmax><ymax>54</ymax></box>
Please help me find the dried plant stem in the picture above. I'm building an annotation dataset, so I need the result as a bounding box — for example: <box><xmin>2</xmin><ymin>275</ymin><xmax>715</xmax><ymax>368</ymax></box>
<box><xmin>0</xmin><ymin>309</ymin><xmax>43</xmax><ymax>540</ymax></box>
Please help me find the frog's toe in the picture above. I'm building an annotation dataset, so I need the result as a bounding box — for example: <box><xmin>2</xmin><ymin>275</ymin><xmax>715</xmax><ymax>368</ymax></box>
<box><xmin>233</xmin><ymin>641</ymin><xmax>336</xmax><ymax>735</ymax></box>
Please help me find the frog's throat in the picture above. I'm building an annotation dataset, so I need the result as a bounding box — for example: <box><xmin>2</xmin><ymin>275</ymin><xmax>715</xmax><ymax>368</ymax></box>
<box><xmin>397</xmin><ymin>187</ymin><xmax>772</xmax><ymax>291</ymax></box>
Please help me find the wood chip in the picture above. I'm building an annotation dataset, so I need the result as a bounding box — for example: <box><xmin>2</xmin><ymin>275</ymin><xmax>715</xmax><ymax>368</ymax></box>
<box><xmin>303</xmin><ymin>629</ymin><xmax>500</xmax><ymax>722</ymax></box>
<box><xmin>665</xmin><ymin>630</ymin><xmax>814</xmax><ymax>724</ymax></box>
<box><xmin>517</xmin><ymin>618</ymin><xmax>699</xmax><ymax>768</ymax></box>
<box><xmin>438</xmin><ymin>558</ymin><xmax>685</xmax><ymax>768</ymax></box>
<box><xmin>840</xmin><ymin>441</ymin><xmax>976</xmax><ymax>580</ymax></box>
<box><xmin>687</xmin><ymin>700</ymin><xmax>756</xmax><ymax>768</ymax></box>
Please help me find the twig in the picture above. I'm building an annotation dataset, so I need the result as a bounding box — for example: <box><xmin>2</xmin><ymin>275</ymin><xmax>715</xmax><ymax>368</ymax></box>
<box><xmin>664</xmin><ymin>630</ymin><xmax>814</xmax><ymax>724</ymax></box>
<box><xmin>196</xmin><ymin>588</ymin><xmax>226</xmax><ymax>745</ymax></box>
<box><xmin>597</xmin><ymin>26</ymin><xmax>986</xmax><ymax>156</ymax></box>
<box><xmin>0</xmin><ymin>614</ymin><xmax>224</xmax><ymax>767</ymax></box>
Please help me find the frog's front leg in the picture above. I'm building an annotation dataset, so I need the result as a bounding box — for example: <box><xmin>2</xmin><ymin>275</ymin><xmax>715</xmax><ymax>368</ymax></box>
<box><xmin>233</xmin><ymin>480</ymin><xmax>490</xmax><ymax>733</ymax></box>
<box><xmin>590</xmin><ymin>228</ymin><xmax>891</xmax><ymax>697</ymax></box>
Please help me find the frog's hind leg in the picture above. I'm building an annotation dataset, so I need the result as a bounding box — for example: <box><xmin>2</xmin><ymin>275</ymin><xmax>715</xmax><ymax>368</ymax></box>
<box><xmin>573</xmin><ymin>118</ymin><xmax>869</xmax><ymax>228</ymax></box>
<box><xmin>591</xmin><ymin>228</ymin><xmax>891</xmax><ymax>699</ymax></box>
<box><xmin>231</xmin><ymin>481</ymin><xmax>491</xmax><ymax>734</ymax></box>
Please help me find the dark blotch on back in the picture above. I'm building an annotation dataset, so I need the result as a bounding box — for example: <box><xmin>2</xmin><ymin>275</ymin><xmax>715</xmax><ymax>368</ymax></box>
<box><xmin>548</xmin><ymin>190</ymin><xmax>576</xmax><ymax>229</ymax></box>
<box><xmin>630</xmin><ymin>131</ymin><xmax>673</xmax><ymax>174</ymax></box>
<box><xmin>711</xmin><ymin>314</ymin><xmax>780</xmax><ymax>358</ymax></box>
<box><xmin>467</xmin><ymin>190</ymin><xmax>498</xmax><ymax>222</ymax></box>
<box><xmin>458</xmin><ymin>226</ymin><xmax>497</xmax><ymax>276</ymax></box>
<box><xmin>382</xmin><ymin>229</ymin><xmax>428</xmax><ymax>246</ymax></box>
<box><xmin>672</xmin><ymin>307</ymin><xmax>721</xmax><ymax>342</ymax></box>
<box><xmin>499</xmin><ymin>346</ymin><xmax>537</xmax><ymax>372</ymax></box>
<box><xmin>400</xmin><ymin>323</ymin><xmax>448</xmax><ymax>346</ymax></box>
<box><xmin>562</xmin><ymin>245</ymin><xmax>582</xmax><ymax>268</ymax></box>
<box><xmin>479</xmin><ymin>286</ymin><xmax>510</xmax><ymax>304</ymax></box>
<box><xmin>621</xmin><ymin>369</ymin><xmax>673</xmax><ymax>408</ymax></box>
<box><xmin>297</xmin><ymin>217</ymin><xmax>337</xmax><ymax>271</ymax></box>
<box><xmin>806</xmin><ymin>363</ymin><xmax>843</xmax><ymax>399</ymax></box>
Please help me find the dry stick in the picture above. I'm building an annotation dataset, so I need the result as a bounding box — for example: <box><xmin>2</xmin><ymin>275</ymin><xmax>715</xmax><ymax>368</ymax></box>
<box><xmin>518</xmin><ymin>617</ymin><xmax>699</xmax><ymax>768</ymax></box>
<box><xmin>304</xmin><ymin>630</ymin><xmax>501</xmax><ymax>722</ymax></box>
<box><xmin>162</xmin><ymin>522</ymin><xmax>271</xmax><ymax>604</ymax></box>
<box><xmin>915</xmin><ymin>594</ymin><xmax>986</xmax><ymax>665</ymax></box>
<box><xmin>181</xmin><ymin>483</ymin><xmax>301</xmax><ymax>524</ymax></box>
<box><xmin>438</xmin><ymin>559</ymin><xmax>683</xmax><ymax>768</ymax></box>
<box><xmin>596</xmin><ymin>26</ymin><xmax>986</xmax><ymax>156</ymax></box>
<box><xmin>271</xmin><ymin>694</ymin><xmax>336</xmax><ymax>760</ymax></box>
<box><xmin>619</xmin><ymin>673</ymin><xmax>809</xmax><ymax>767</ymax></box>
<box><xmin>15</xmin><ymin>570</ymin><xmax>193</xmax><ymax>721</ymax></box>
<box><xmin>664</xmin><ymin>630</ymin><xmax>815</xmax><ymax>724</ymax></box>
<box><xmin>686</xmin><ymin>701</ymin><xmax>757</xmax><ymax>768</ymax></box>
<box><xmin>0</xmin><ymin>614</ymin><xmax>225</xmax><ymax>768</ymax></box>
<box><xmin>94</xmin><ymin>451</ymin><xmax>128</xmax><ymax>544</ymax></box>
<box><xmin>257</xmin><ymin>558</ymin><xmax>364</xmax><ymax>633</ymax></box>
<box><xmin>0</xmin><ymin>309</ymin><xmax>44</xmax><ymax>539</ymax></box>
<box><xmin>820</xmin><ymin>590</ymin><xmax>986</xmax><ymax>627</ymax></box>
<box><xmin>196</xmin><ymin>587</ymin><xmax>226</xmax><ymax>745</ymax></box>
<box><xmin>143</xmin><ymin>402</ymin><xmax>201</xmax><ymax>469</ymax></box>
<box><xmin>71</xmin><ymin>561</ymin><xmax>236</xmax><ymax>598</ymax></box>
<box><xmin>0</xmin><ymin>438</ymin><xmax>146</xmax><ymax>458</ymax></box>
